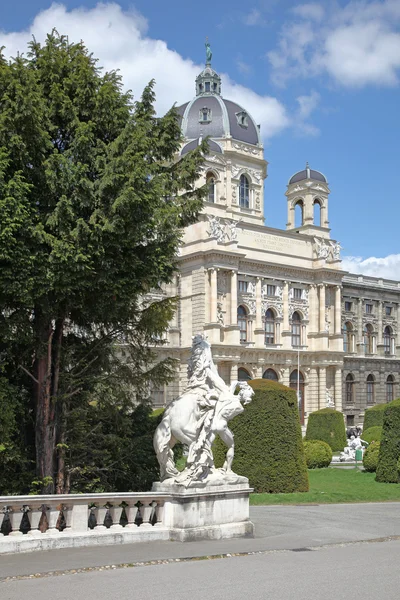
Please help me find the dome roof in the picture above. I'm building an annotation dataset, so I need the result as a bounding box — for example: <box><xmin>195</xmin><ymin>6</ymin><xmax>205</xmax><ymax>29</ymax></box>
<box><xmin>177</xmin><ymin>49</ymin><xmax>261</xmax><ymax>147</ymax></box>
<box><xmin>289</xmin><ymin>164</ymin><xmax>327</xmax><ymax>185</ymax></box>
<box><xmin>181</xmin><ymin>138</ymin><xmax>222</xmax><ymax>156</ymax></box>
<box><xmin>177</xmin><ymin>95</ymin><xmax>261</xmax><ymax>146</ymax></box>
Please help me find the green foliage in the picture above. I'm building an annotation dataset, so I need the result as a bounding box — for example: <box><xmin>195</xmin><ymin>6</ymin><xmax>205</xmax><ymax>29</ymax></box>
<box><xmin>305</xmin><ymin>408</ymin><xmax>347</xmax><ymax>452</ymax></box>
<box><xmin>303</xmin><ymin>440</ymin><xmax>332</xmax><ymax>469</ymax></box>
<box><xmin>363</xmin><ymin>403</ymin><xmax>388</xmax><ymax>430</ymax></box>
<box><xmin>362</xmin><ymin>426</ymin><xmax>382</xmax><ymax>444</ymax></box>
<box><xmin>213</xmin><ymin>379</ymin><xmax>309</xmax><ymax>493</ymax></box>
<box><xmin>363</xmin><ymin>441</ymin><xmax>380</xmax><ymax>473</ymax></box>
<box><xmin>376</xmin><ymin>398</ymin><xmax>400</xmax><ymax>483</ymax></box>
<box><xmin>0</xmin><ymin>32</ymin><xmax>206</xmax><ymax>492</ymax></box>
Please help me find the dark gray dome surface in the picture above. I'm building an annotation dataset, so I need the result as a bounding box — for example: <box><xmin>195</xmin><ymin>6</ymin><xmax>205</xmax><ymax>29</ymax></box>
<box><xmin>178</xmin><ymin>95</ymin><xmax>260</xmax><ymax>146</ymax></box>
<box><xmin>181</xmin><ymin>138</ymin><xmax>222</xmax><ymax>156</ymax></box>
<box><xmin>289</xmin><ymin>169</ymin><xmax>327</xmax><ymax>184</ymax></box>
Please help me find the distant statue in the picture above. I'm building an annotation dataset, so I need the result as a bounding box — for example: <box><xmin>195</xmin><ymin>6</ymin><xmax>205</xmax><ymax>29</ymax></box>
<box><xmin>338</xmin><ymin>434</ymin><xmax>368</xmax><ymax>462</ymax></box>
<box><xmin>153</xmin><ymin>334</ymin><xmax>254</xmax><ymax>486</ymax></box>
<box><xmin>326</xmin><ymin>390</ymin><xmax>335</xmax><ymax>408</ymax></box>
<box><xmin>205</xmin><ymin>40</ymin><xmax>212</xmax><ymax>64</ymax></box>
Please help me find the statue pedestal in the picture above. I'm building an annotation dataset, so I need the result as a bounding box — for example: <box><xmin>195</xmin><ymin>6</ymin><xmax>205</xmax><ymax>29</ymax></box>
<box><xmin>152</xmin><ymin>475</ymin><xmax>254</xmax><ymax>542</ymax></box>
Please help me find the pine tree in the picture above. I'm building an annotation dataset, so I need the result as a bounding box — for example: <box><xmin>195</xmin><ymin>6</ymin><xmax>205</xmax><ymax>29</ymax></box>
<box><xmin>0</xmin><ymin>32</ymin><xmax>206</xmax><ymax>493</ymax></box>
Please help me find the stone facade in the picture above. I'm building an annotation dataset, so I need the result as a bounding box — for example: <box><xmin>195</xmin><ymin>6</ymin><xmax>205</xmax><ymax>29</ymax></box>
<box><xmin>151</xmin><ymin>62</ymin><xmax>400</xmax><ymax>428</ymax></box>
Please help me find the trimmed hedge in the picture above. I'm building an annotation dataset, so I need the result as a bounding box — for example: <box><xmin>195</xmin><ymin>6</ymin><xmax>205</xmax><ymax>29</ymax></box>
<box><xmin>376</xmin><ymin>398</ymin><xmax>400</xmax><ymax>483</ymax></box>
<box><xmin>363</xmin><ymin>403</ymin><xmax>387</xmax><ymax>431</ymax></box>
<box><xmin>362</xmin><ymin>426</ymin><xmax>382</xmax><ymax>444</ymax></box>
<box><xmin>303</xmin><ymin>440</ymin><xmax>332</xmax><ymax>469</ymax></box>
<box><xmin>363</xmin><ymin>441</ymin><xmax>380</xmax><ymax>473</ymax></box>
<box><xmin>213</xmin><ymin>379</ymin><xmax>309</xmax><ymax>493</ymax></box>
<box><xmin>304</xmin><ymin>408</ymin><xmax>347</xmax><ymax>452</ymax></box>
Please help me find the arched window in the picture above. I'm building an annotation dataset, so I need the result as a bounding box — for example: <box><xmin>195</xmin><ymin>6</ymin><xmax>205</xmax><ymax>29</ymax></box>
<box><xmin>313</xmin><ymin>199</ymin><xmax>321</xmax><ymax>226</ymax></box>
<box><xmin>238</xmin><ymin>305</ymin><xmax>248</xmax><ymax>343</ymax></box>
<box><xmin>294</xmin><ymin>200</ymin><xmax>304</xmax><ymax>227</ymax></box>
<box><xmin>366</xmin><ymin>374</ymin><xmax>375</xmax><ymax>405</ymax></box>
<box><xmin>343</xmin><ymin>322</ymin><xmax>354</xmax><ymax>353</ymax></box>
<box><xmin>384</xmin><ymin>326</ymin><xmax>392</xmax><ymax>355</ymax></box>
<box><xmin>364</xmin><ymin>324</ymin><xmax>374</xmax><ymax>354</ymax></box>
<box><xmin>264</xmin><ymin>308</ymin><xmax>275</xmax><ymax>345</ymax></box>
<box><xmin>206</xmin><ymin>172</ymin><xmax>216</xmax><ymax>203</ymax></box>
<box><xmin>291</xmin><ymin>311</ymin><xmax>301</xmax><ymax>347</ymax></box>
<box><xmin>263</xmin><ymin>368</ymin><xmax>278</xmax><ymax>381</ymax></box>
<box><xmin>345</xmin><ymin>373</ymin><xmax>354</xmax><ymax>405</ymax></box>
<box><xmin>290</xmin><ymin>369</ymin><xmax>305</xmax><ymax>424</ymax></box>
<box><xmin>238</xmin><ymin>367</ymin><xmax>251</xmax><ymax>381</ymax></box>
<box><xmin>239</xmin><ymin>174</ymin><xmax>250</xmax><ymax>208</ymax></box>
<box><xmin>386</xmin><ymin>375</ymin><xmax>394</xmax><ymax>402</ymax></box>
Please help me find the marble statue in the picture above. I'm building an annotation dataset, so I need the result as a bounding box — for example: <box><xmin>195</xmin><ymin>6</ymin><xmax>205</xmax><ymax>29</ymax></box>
<box><xmin>314</xmin><ymin>237</ymin><xmax>330</xmax><ymax>260</ymax></box>
<box><xmin>330</xmin><ymin>241</ymin><xmax>342</xmax><ymax>261</ymax></box>
<box><xmin>153</xmin><ymin>334</ymin><xmax>254</xmax><ymax>486</ymax></box>
<box><xmin>336</xmin><ymin>434</ymin><xmax>368</xmax><ymax>462</ymax></box>
<box><xmin>326</xmin><ymin>390</ymin><xmax>335</xmax><ymax>408</ymax></box>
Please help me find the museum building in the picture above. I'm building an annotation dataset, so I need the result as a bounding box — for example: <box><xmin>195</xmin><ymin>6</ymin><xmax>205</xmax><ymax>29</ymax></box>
<box><xmin>152</xmin><ymin>57</ymin><xmax>400</xmax><ymax>427</ymax></box>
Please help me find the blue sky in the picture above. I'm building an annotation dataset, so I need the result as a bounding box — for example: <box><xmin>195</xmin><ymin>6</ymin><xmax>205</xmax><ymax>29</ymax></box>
<box><xmin>1</xmin><ymin>1</ymin><xmax>400</xmax><ymax>277</ymax></box>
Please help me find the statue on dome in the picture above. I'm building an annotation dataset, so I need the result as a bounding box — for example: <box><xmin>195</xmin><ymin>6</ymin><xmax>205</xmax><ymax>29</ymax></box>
<box><xmin>205</xmin><ymin>39</ymin><xmax>212</xmax><ymax>65</ymax></box>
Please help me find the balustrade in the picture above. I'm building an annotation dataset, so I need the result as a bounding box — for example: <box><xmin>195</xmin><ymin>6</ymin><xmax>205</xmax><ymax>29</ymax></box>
<box><xmin>0</xmin><ymin>492</ymin><xmax>167</xmax><ymax>545</ymax></box>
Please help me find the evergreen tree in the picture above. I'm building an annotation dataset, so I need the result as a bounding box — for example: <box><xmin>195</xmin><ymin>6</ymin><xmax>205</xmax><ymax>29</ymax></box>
<box><xmin>0</xmin><ymin>32</ymin><xmax>206</xmax><ymax>493</ymax></box>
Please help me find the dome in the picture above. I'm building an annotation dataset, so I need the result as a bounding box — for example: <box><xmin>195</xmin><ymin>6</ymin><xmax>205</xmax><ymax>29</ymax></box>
<box><xmin>289</xmin><ymin>164</ymin><xmax>327</xmax><ymax>185</ymax></box>
<box><xmin>176</xmin><ymin>46</ymin><xmax>261</xmax><ymax>147</ymax></box>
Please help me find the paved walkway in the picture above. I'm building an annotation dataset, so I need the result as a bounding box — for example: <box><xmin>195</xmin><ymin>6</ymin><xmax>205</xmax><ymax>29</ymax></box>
<box><xmin>1</xmin><ymin>502</ymin><xmax>400</xmax><ymax>579</ymax></box>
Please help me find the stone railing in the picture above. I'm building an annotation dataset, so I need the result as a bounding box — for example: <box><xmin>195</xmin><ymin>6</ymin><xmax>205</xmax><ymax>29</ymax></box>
<box><xmin>0</xmin><ymin>492</ymin><xmax>170</xmax><ymax>554</ymax></box>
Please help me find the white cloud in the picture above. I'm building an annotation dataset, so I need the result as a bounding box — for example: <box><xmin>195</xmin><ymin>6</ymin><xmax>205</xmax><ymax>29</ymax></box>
<box><xmin>291</xmin><ymin>3</ymin><xmax>325</xmax><ymax>21</ymax></box>
<box><xmin>267</xmin><ymin>0</ymin><xmax>400</xmax><ymax>87</ymax></box>
<box><xmin>342</xmin><ymin>254</ymin><xmax>400</xmax><ymax>280</ymax></box>
<box><xmin>236</xmin><ymin>58</ymin><xmax>253</xmax><ymax>76</ymax></box>
<box><xmin>0</xmin><ymin>2</ymin><xmax>290</xmax><ymax>140</ymax></box>
<box><xmin>294</xmin><ymin>90</ymin><xmax>320</xmax><ymax>136</ymax></box>
<box><xmin>244</xmin><ymin>8</ymin><xmax>265</xmax><ymax>26</ymax></box>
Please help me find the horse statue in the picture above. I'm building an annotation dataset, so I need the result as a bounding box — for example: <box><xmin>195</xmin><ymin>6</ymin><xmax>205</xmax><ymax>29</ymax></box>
<box><xmin>153</xmin><ymin>334</ymin><xmax>254</xmax><ymax>485</ymax></box>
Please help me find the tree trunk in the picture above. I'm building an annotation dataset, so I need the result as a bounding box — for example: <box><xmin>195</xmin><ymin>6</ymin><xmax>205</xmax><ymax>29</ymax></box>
<box><xmin>34</xmin><ymin>314</ymin><xmax>56</xmax><ymax>494</ymax></box>
<box><xmin>34</xmin><ymin>312</ymin><xmax>65</xmax><ymax>494</ymax></box>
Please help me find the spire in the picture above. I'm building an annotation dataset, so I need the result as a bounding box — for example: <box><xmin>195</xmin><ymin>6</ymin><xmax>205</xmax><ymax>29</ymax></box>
<box><xmin>306</xmin><ymin>161</ymin><xmax>310</xmax><ymax>178</ymax></box>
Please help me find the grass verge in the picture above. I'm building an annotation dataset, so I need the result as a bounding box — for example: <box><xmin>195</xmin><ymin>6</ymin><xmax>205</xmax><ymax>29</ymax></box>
<box><xmin>250</xmin><ymin>468</ymin><xmax>400</xmax><ymax>505</ymax></box>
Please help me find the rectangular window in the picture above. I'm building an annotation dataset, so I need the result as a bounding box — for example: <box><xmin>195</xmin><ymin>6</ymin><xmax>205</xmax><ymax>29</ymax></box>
<box><xmin>265</xmin><ymin>321</ymin><xmax>274</xmax><ymax>345</ymax></box>
<box><xmin>291</xmin><ymin>323</ymin><xmax>301</xmax><ymax>347</ymax></box>
<box><xmin>205</xmin><ymin>82</ymin><xmax>210</xmax><ymax>92</ymax></box>
<box><xmin>366</xmin><ymin>382</ymin><xmax>374</xmax><ymax>405</ymax></box>
<box><xmin>365</xmin><ymin>303</ymin><xmax>373</xmax><ymax>314</ymax></box>
<box><xmin>267</xmin><ymin>285</ymin><xmax>276</xmax><ymax>297</ymax></box>
<box><xmin>386</xmin><ymin>306</ymin><xmax>392</xmax><ymax>316</ymax></box>
<box><xmin>293</xmin><ymin>288</ymin><xmax>302</xmax><ymax>299</ymax></box>
<box><xmin>238</xmin><ymin>281</ymin><xmax>248</xmax><ymax>293</ymax></box>
<box><xmin>345</xmin><ymin>301</ymin><xmax>352</xmax><ymax>311</ymax></box>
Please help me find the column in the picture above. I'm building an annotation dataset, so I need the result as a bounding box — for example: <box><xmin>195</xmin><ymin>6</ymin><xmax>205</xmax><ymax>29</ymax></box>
<box><xmin>335</xmin><ymin>366</ymin><xmax>343</xmax><ymax>412</ymax></box>
<box><xmin>205</xmin><ymin>270</ymin><xmax>210</xmax><ymax>324</ymax></box>
<box><xmin>287</xmin><ymin>201</ymin><xmax>294</xmax><ymax>228</ymax></box>
<box><xmin>319</xmin><ymin>284</ymin><xmax>326</xmax><ymax>332</ymax></box>
<box><xmin>319</xmin><ymin>366</ymin><xmax>326</xmax><ymax>410</ymax></box>
<box><xmin>309</xmin><ymin>284</ymin><xmax>317</xmax><ymax>332</ymax></box>
<box><xmin>283</xmin><ymin>281</ymin><xmax>289</xmax><ymax>330</ymax></box>
<box><xmin>255</xmin><ymin>278</ymin><xmax>262</xmax><ymax>330</ymax></box>
<box><xmin>378</xmin><ymin>301</ymin><xmax>383</xmax><ymax>345</ymax></box>
<box><xmin>397</xmin><ymin>304</ymin><xmax>400</xmax><ymax>350</ymax></box>
<box><xmin>230</xmin><ymin>270</ymin><xmax>237</xmax><ymax>325</ymax></box>
<box><xmin>210</xmin><ymin>268</ymin><xmax>217</xmax><ymax>323</ymax></box>
<box><xmin>357</xmin><ymin>298</ymin><xmax>364</xmax><ymax>353</ymax></box>
<box><xmin>335</xmin><ymin>286</ymin><xmax>341</xmax><ymax>334</ymax></box>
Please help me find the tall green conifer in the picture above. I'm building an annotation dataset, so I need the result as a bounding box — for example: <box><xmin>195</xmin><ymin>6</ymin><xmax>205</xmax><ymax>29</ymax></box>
<box><xmin>0</xmin><ymin>32</ymin><xmax>206</xmax><ymax>493</ymax></box>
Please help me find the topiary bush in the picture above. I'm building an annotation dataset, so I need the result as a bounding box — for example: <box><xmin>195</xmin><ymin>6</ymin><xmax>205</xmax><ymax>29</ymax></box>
<box><xmin>362</xmin><ymin>426</ymin><xmax>382</xmax><ymax>444</ymax></box>
<box><xmin>363</xmin><ymin>403</ymin><xmax>387</xmax><ymax>431</ymax></box>
<box><xmin>303</xmin><ymin>440</ymin><xmax>332</xmax><ymax>469</ymax></box>
<box><xmin>363</xmin><ymin>441</ymin><xmax>380</xmax><ymax>473</ymax></box>
<box><xmin>213</xmin><ymin>379</ymin><xmax>309</xmax><ymax>493</ymax></box>
<box><xmin>376</xmin><ymin>398</ymin><xmax>400</xmax><ymax>483</ymax></box>
<box><xmin>304</xmin><ymin>408</ymin><xmax>347</xmax><ymax>452</ymax></box>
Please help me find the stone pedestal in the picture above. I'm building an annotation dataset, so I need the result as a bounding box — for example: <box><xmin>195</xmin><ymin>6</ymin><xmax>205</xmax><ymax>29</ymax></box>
<box><xmin>152</xmin><ymin>475</ymin><xmax>254</xmax><ymax>542</ymax></box>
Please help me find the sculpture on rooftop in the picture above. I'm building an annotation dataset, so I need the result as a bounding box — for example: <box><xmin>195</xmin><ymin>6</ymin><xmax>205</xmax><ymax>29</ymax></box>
<box><xmin>205</xmin><ymin>39</ymin><xmax>212</xmax><ymax>65</ymax></box>
<box><xmin>153</xmin><ymin>334</ymin><xmax>254</xmax><ymax>486</ymax></box>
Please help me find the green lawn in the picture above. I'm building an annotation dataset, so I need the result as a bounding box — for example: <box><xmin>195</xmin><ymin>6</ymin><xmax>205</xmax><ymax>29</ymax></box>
<box><xmin>250</xmin><ymin>468</ymin><xmax>400</xmax><ymax>505</ymax></box>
